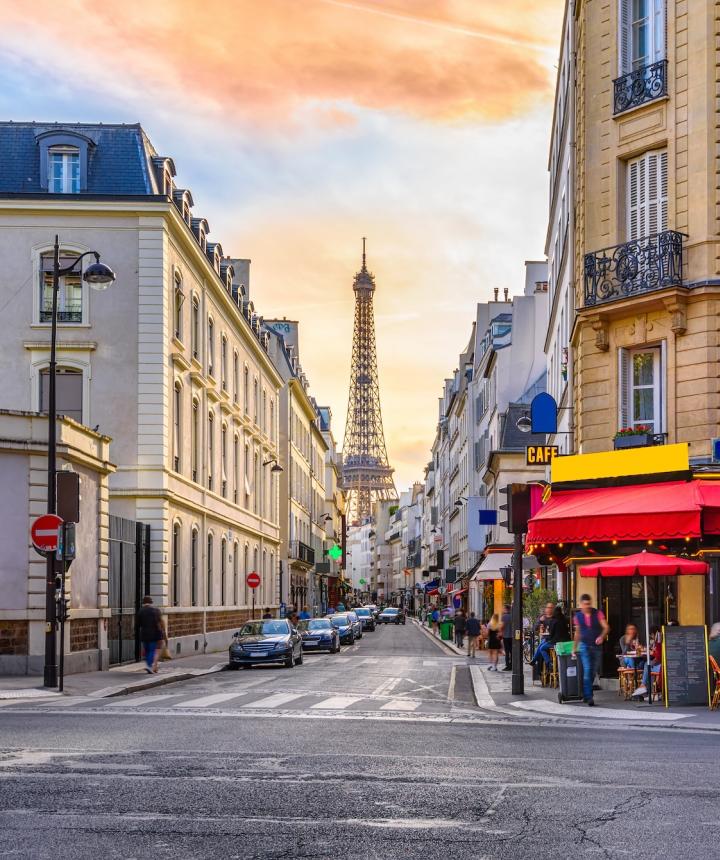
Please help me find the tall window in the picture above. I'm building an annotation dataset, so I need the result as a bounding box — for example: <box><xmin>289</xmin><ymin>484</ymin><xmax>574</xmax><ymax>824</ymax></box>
<box><xmin>270</xmin><ymin>399</ymin><xmax>275</xmax><ymax>443</ymax></box>
<box><xmin>191</xmin><ymin>529</ymin><xmax>198</xmax><ymax>606</ymax></box>
<box><xmin>172</xmin><ymin>523</ymin><xmax>180</xmax><ymax>606</ymax></box>
<box><xmin>233</xmin><ymin>541</ymin><xmax>239</xmax><ymax>605</ymax></box>
<box><xmin>233</xmin><ymin>352</ymin><xmax>239</xmax><ymax>404</ymax></box>
<box><xmin>233</xmin><ymin>433</ymin><xmax>239</xmax><ymax>504</ymax></box>
<box><xmin>39</xmin><ymin>251</ymin><xmax>82</xmax><ymax>323</ymax></box>
<box><xmin>243</xmin><ymin>366</ymin><xmax>249</xmax><ymax>414</ymax></box>
<box><xmin>221</xmin><ymin>335</ymin><xmax>228</xmax><ymax>390</ymax></box>
<box><xmin>619</xmin><ymin>346</ymin><xmax>664</xmax><ymax>433</ymax></box>
<box><xmin>208</xmin><ymin>411</ymin><xmax>214</xmax><ymax>491</ymax></box>
<box><xmin>173</xmin><ymin>273</ymin><xmax>183</xmax><ymax>341</ymax></box>
<box><xmin>262</xmin><ymin>390</ymin><xmax>267</xmax><ymax>433</ymax></box>
<box><xmin>173</xmin><ymin>382</ymin><xmax>182</xmax><ymax>472</ymax></box>
<box><xmin>244</xmin><ymin>443</ymin><xmax>250</xmax><ymax>507</ymax></box>
<box><xmin>221</xmin><ymin>424</ymin><xmax>228</xmax><ymax>498</ymax></box>
<box><xmin>221</xmin><ymin>538</ymin><xmax>227</xmax><ymax>605</ymax></box>
<box><xmin>39</xmin><ymin>367</ymin><xmax>83</xmax><ymax>423</ymax></box>
<box><xmin>207</xmin><ymin>533</ymin><xmax>214</xmax><ymax>606</ymax></box>
<box><xmin>48</xmin><ymin>146</ymin><xmax>79</xmax><ymax>193</ymax></box>
<box><xmin>191</xmin><ymin>398</ymin><xmax>199</xmax><ymax>482</ymax></box>
<box><xmin>619</xmin><ymin>0</ymin><xmax>665</xmax><ymax>74</ymax></box>
<box><xmin>253</xmin><ymin>451</ymin><xmax>259</xmax><ymax>514</ymax></box>
<box><xmin>244</xmin><ymin>544</ymin><xmax>249</xmax><ymax>606</ymax></box>
<box><xmin>262</xmin><ymin>549</ymin><xmax>267</xmax><ymax>604</ymax></box>
<box><xmin>191</xmin><ymin>297</ymin><xmax>200</xmax><ymax>359</ymax></box>
<box><xmin>253</xmin><ymin>377</ymin><xmax>258</xmax><ymax>424</ymax></box>
<box><xmin>207</xmin><ymin>317</ymin><xmax>215</xmax><ymax>377</ymax></box>
<box><xmin>627</xmin><ymin>150</ymin><xmax>667</xmax><ymax>240</ymax></box>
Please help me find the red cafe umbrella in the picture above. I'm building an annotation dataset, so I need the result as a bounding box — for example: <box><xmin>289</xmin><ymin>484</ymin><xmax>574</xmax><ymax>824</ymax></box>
<box><xmin>581</xmin><ymin>552</ymin><xmax>708</xmax><ymax>702</ymax></box>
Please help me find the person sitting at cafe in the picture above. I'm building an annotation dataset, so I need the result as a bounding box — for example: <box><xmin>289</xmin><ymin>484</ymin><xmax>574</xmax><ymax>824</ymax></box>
<box><xmin>531</xmin><ymin>605</ymin><xmax>569</xmax><ymax>667</ymax></box>
<box><xmin>708</xmin><ymin>623</ymin><xmax>720</xmax><ymax>665</ymax></box>
<box><xmin>619</xmin><ymin>623</ymin><xmax>642</xmax><ymax>668</ymax></box>
<box><xmin>632</xmin><ymin>627</ymin><xmax>662</xmax><ymax>699</ymax></box>
<box><xmin>530</xmin><ymin>602</ymin><xmax>556</xmax><ymax>667</ymax></box>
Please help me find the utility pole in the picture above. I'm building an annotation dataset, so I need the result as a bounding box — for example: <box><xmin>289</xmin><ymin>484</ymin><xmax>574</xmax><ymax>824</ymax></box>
<box><xmin>511</xmin><ymin>531</ymin><xmax>524</xmax><ymax>696</ymax></box>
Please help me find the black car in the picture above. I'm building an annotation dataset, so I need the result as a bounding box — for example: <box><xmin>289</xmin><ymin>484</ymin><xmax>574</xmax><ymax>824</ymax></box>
<box><xmin>377</xmin><ymin>608</ymin><xmax>405</xmax><ymax>625</ymax></box>
<box><xmin>328</xmin><ymin>613</ymin><xmax>355</xmax><ymax>645</ymax></box>
<box><xmin>298</xmin><ymin>618</ymin><xmax>340</xmax><ymax>653</ymax></box>
<box><xmin>354</xmin><ymin>607</ymin><xmax>376</xmax><ymax>631</ymax></box>
<box><xmin>228</xmin><ymin>619</ymin><xmax>303</xmax><ymax>669</ymax></box>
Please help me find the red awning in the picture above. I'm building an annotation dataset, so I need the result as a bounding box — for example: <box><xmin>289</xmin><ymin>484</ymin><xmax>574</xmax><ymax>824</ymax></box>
<box><xmin>526</xmin><ymin>480</ymin><xmax>703</xmax><ymax>545</ymax></box>
<box><xmin>450</xmin><ymin>588</ymin><xmax>468</xmax><ymax>597</ymax></box>
<box><xmin>698</xmin><ymin>481</ymin><xmax>720</xmax><ymax>533</ymax></box>
<box><xmin>426</xmin><ymin>588</ymin><xmax>439</xmax><ymax>596</ymax></box>
<box><xmin>580</xmin><ymin>551</ymin><xmax>709</xmax><ymax>578</ymax></box>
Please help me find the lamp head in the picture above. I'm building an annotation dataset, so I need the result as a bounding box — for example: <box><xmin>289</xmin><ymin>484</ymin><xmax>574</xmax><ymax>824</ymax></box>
<box><xmin>83</xmin><ymin>259</ymin><xmax>116</xmax><ymax>291</ymax></box>
<box><xmin>271</xmin><ymin>463</ymin><xmax>284</xmax><ymax>473</ymax></box>
<box><xmin>516</xmin><ymin>413</ymin><xmax>532</xmax><ymax>434</ymax></box>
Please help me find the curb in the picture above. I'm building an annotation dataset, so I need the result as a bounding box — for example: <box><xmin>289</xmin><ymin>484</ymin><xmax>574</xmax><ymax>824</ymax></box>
<box><xmin>411</xmin><ymin>619</ymin><xmax>460</xmax><ymax>656</ymax></box>
<box><xmin>88</xmin><ymin>662</ymin><xmax>228</xmax><ymax>698</ymax></box>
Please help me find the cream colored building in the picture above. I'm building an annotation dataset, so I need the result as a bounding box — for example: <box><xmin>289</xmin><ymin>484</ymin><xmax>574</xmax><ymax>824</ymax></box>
<box><xmin>0</xmin><ymin>122</ymin><xmax>281</xmax><ymax>661</ymax></box>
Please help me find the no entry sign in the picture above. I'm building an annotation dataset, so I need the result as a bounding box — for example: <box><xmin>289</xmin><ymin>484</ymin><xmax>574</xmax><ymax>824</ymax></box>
<box><xmin>31</xmin><ymin>514</ymin><xmax>63</xmax><ymax>553</ymax></box>
<box><xmin>246</xmin><ymin>571</ymin><xmax>261</xmax><ymax>589</ymax></box>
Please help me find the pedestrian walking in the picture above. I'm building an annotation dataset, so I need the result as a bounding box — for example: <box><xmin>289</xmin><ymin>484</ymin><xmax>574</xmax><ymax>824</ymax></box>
<box><xmin>484</xmin><ymin>614</ymin><xmax>502</xmax><ymax>670</ymax></box>
<box><xmin>262</xmin><ymin>607</ymin><xmax>273</xmax><ymax>619</ymax></box>
<box><xmin>299</xmin><ymin>605</ymin><xmax>311</xmax><ymax>620</ymax></box>
<box><xmin>466</xmin><ymin>612</ymin><xmax>481</xmax><ymax>658</ymax></box>
<box><xmin>453</xmin><ymin>609</ymin><xmax>466</xmax><ymax>648</ymax></box>
<box><xmin>500</xmin><ymin>604</ymin><xmax>513</xmax><ymax>671</ymax></box>
<box><xmin>137</xmin><ymin>595</ymin><xmax>164</xmax><ymax>675</ymax></box>
<box><xmin>430</xmin><ymin>606</ymin><xmax>440</xmax><ymax>635</ymax></box>
<box><xmin>572</xmin><ymin>593</ymin><xmax>610</xmax><ymax>706</ymax></box>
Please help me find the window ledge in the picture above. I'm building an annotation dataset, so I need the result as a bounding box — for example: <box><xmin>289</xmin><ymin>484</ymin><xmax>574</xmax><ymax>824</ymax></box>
<box><xmin>613</xmin><ymin>93</ymin><xmax>668</xmax><ymax>120</ymax></box>
<box><xmin>190</xmin><ymin>355</ymin><xmax>203</xmax><ymax>372</ymax></box>
<box><xmin>24</xmin><ymin>340</ymin><xmax>97</xmax><ymax>351</ymax></box>
<box><xmin>189</xmin><ymin>369</ymin><xmax>208</xmax><ymax>387</ymax></box>
<box><xmin>207</xmin><ymin>388</ymin><xmax>223</xmax><ymax>403</ymax></box>
<box><xmin>30</xmin><ymin>323</ymin><xmax>91</xmax><ymax>330</ymax></box>
<box><xmin>171</xmin><ymin>335</ymin><xmax>184</xmax><ymax>350</ymax></box>
<box><xmin>171</xmin><ymin>352</ymin><xmax>191</xmax><ymax>371</ymax></box>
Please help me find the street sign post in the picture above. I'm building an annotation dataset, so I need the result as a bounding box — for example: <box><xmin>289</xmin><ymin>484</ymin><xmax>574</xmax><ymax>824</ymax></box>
<box><xmin>247</xmin><ymin>570</ymin><xmax>261</xmax><ymax>618</ymax></box>
<box><xmin>31</xmin><ymin>514</ymin><xmax>63</xmax><ymax>555</ymax></box>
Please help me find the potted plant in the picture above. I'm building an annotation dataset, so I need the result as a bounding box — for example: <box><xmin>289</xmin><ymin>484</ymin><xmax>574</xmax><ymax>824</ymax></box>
<box><xmin>613</xmin><ymin>424</ymin><xmax>653</xmax><ymax>449</ymax></box>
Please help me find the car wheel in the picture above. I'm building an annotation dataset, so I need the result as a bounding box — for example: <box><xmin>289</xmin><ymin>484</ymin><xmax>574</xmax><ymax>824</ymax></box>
<box><xmin>332</xmin><ymin>643</ymin><xmax>340</xmax><ymax>653</ymax></box>
<box><xmin>285</xmin><ymin>652</ymin><xmax>295</xmax><ymax>669</ymax></box>
<box><xmin>296</xmin><ymin>650</ymin><xmax>304</xmax><ymax>665</ymax></box>
<box><xmin>228</xmin><ymin>663</ymin><xmax>240</xmax><ymax>670</ymax></box>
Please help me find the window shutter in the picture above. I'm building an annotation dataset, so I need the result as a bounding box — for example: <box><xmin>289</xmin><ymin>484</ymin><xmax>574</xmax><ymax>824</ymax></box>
<box><xmin>646</xmin><ymin>150</ymin><xmax>668</xmax><ymax>235</ymax></box>
<box><xmin>660</xmin><ymin>340</ymin><xmax>667</xmax><ymax>433</ymax></box>
<box><xmin>618</xmin><ymin>0</ymin><xmax>632</xmax><ymax>74</ymax></box>
<box><xmin>618</xmin><ymin>348</ymin><xmax>630</xmax><ymax>430</ymax></box>
<box><xmin>628</xmin><ymin>158</ymin><xmax>640</xmax><ymax>240</ymax></box>
<box><xmin>652</xmin><ymin>0</ymin><xmax>666</xmax><ymax>62</ymax></box>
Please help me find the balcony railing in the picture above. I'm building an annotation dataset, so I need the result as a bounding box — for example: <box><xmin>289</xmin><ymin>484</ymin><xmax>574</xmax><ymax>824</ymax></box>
<box><xmin>613</xmin><ymin>59</ymin><xmax>668</xmax><ymax>115</ymax></box>
<box><xmin>583</xmin><ymin>231</ymin><xmax>685</xmax><ymax>308</ymax></box>
<box><xmin>40</xmin><ymin>306</ymin><xmax>83</xmax><ymax>323</ymax></box>
<box><xmin>289</xmin><ymin>540</ymin><xmax>315</xmax><ymax>566</ymax></box>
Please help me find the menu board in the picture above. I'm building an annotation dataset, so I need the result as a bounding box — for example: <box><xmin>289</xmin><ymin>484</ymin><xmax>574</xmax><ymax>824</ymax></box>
<box><xmin>662</xmin><ymin>625</ymin><xmax>710</xmax><ymax>707</ymax></box>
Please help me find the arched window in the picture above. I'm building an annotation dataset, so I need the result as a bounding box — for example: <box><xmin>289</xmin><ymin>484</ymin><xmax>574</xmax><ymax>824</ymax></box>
<box><xmin>172</xmin><ymin>522</ymin><xmax>181</xmax><ymax>606</ymax></box>
<box><xmin>173</xmin><ymin>382</ymin><xmax>182</xmax><ymax>472</ymax></box>
<box><xmin>221</xmin><ymin>424</ymin><xmax>228</xmax><ymax>498</ymax></box>
<box><xmin>233</xmin><ymin>541</ymin><xmax>239</xmax><ymax>605</ymax></box>
<box><xmin>221</xmin><ymin>537</ymin><xmax>227</xmax><ymax>605</ymax></box>
<box><xmin>262</xmin><ymin>549</ymin><xmax>267</xmax><ymax>604</ymax></box>
<box><xmin>243</xmin><ymin>365</ymin><xmax>249</xmax><ymax>415</ymax></box>
<box><xmin>207</xmin><ymin>317</ymin><xmax>215</xmax><ymax>377</ymax></box>
<box><xmin>221</xmin><ymin>335</ymin><xmax>228</xmax><ymax>390</ymax></box>
<box><xmin>270</xmin><ymin>552</ymin><xmax>275</xmax><ymax>606</ymax></box>
<box><xmin>207</xmin><ymin>533</ymin><xmax>213</xmax><ymax>606</ymax></box>
<box><xmin>173</xmin><ymin>272</ymin><xmax>183</xmax><ymax>341</ymax></box>
<box><xmin>243</xmin><ymin>544</ymin><xmax>249</xmax><ymax>607</ymax></box>
<box><xmin>233</xmin><ymin>351</ymin><xmax>239</xmax><ymax>404</ymax></box>
<box><xmin>233</xmin><ymin>433</ymin><xmax>239</xmax><ymax>504</ymax></box>
<box><xmin>253</xmin><ymin>377</ymin><xmax>258</xmax><ymax>424</ymax></box>
<box><xmin>262</xmin><ymin>389</ymin><xmax>267</xmax><ymax>433</ymax></box>
<box><xmin>39</xmin><ymin>367</ymin><xmax>83</xmax><ymax>423</ymax></box>
<box><xmin>244</xmin><ymin>443</ymin><xmax>250</xmax><ymax>507</ymax></box>
<box><xmin>191</xmin><ymin>529</ymin><xmax>198</xmax><ymax>606</ymax></box>
<box><xmin>39</xmin><ymin>250</ymin><xmax>83</xmax><ymax>324</ymax></box>
<box><xmin>191</xmin><ymin>296</ymin><xmax>200</xmax><ymax>359</ymax></box>
<box><xmin>191</xmin><ymin>398</ymin><xmax>199</xmax><ymax>482</ymax></box>
<box><xmin>270</xmin><ymin>399</ymin><xmax>274</xmax><ymax>443</ymax></box>
<box><xmin>253</xmin><ymin>451</ymin><xmax>259</xmax><ymax>514</ymax></box>
<box><xmin>207</xmin><ymin>411</ymin><xmax>214</xmax><ymax>491</ymax></box>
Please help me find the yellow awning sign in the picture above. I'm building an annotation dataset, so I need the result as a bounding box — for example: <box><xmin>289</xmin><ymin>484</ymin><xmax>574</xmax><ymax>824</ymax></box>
<box><xmin>551</xmin><ymin>442</ymin><xmax>690</xmax><ymax>484</ymax></box>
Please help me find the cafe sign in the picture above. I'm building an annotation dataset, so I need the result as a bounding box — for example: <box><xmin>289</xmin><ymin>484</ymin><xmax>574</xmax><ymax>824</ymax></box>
<box><xmin>526</xmin><ymin>445</ymin><xmax>558</xmax><ymax>466</ymax></box>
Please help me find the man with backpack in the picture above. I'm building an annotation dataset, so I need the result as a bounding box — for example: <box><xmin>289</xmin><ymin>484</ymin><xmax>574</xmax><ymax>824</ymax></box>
<box><xmin>137</xmin><ymin>595</ymin><xmax>165</xmax><ymax>674</ymax></box>
<box><xmin>572</xmin><ymin>593</ymin><xmax>610</xmax><ymax>706</ymax></box>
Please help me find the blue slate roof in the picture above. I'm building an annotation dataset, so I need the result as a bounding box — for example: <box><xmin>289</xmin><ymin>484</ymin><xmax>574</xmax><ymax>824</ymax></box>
<box><xmin>0</xmin><ymin>122</ymin><xmax>156</xmax><ymax>195</ymax></box>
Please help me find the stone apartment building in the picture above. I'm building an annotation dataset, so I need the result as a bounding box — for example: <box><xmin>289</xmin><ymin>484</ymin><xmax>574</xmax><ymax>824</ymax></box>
<box><xmin>0</xmin><ymin>122</ymin><xmax>282</xmax><ymax>666</ymax></box>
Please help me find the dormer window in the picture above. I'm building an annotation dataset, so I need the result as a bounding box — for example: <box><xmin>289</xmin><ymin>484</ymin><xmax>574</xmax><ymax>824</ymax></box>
<box><xmin>48</xmin><ymin>146</ymin><xmax>79</xmax><ymax>193</ymax></box>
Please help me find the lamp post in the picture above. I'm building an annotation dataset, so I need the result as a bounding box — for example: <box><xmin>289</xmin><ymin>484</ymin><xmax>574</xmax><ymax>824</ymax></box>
<box><xmin>44</xmin><ymin>236</ymin><xmax>115</xmax><ymax>688</ymax></box>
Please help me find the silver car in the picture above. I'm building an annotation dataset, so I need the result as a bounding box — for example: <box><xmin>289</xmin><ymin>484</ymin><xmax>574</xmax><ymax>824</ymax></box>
<box><xmin>345</xmin><ymin>610</ymin><xmax>363</xmax><ymax>639</ymax></box>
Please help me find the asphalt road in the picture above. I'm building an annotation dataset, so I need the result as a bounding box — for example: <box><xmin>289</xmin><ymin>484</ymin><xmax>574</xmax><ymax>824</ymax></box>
<box><xmin>1</xmin><ymin>621</ymin><xmax>719</xmax><ymax>859</ymax></box>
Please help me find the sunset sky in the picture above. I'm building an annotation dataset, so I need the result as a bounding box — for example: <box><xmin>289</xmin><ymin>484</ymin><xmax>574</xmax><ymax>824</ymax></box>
<box><xmin>0</xmin><ymin>0</ymin><xmax>563</xmax><ymax>490</ymax></box>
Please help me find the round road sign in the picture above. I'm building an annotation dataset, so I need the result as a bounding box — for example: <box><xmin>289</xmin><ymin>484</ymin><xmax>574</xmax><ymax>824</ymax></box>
<box><xmin>31</xmin><ymin>514</ymin><xmax>63</xmax><ymax>553</ymax></box>
<box><xmin>246</xmin><ymin>571</ymin><xmax>261</xmax><ymax>589</ymax></box>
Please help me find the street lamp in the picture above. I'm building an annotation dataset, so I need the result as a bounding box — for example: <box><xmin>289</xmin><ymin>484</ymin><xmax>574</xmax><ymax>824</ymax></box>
<box><xmin>263</xmin><ymin>457</ymin><xmax>284</xmax><ymax>473</ymax></box>
<box><xmin>44</xmin><ymin>236</ymin><xmax>115</xmax><ymax>688</ymax></box>
<box><xmin>516</xmin><ymin>413</ymin><xmax>532</xmax><ymax>433</ymax></box>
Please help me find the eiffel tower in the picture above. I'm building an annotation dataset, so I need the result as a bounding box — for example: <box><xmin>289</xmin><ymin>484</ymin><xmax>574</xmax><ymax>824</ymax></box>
<box><xmin>342</xmin><ymin>240</ymin><xmax>398</xmax><ymax>524</ymax></box>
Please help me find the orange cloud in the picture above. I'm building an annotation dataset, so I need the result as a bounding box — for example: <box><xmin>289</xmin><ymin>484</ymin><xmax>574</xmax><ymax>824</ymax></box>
<box><xmin>2</xmin><ymin>0</ymin><xmax>561</xmax><ymax>124</ymax></box>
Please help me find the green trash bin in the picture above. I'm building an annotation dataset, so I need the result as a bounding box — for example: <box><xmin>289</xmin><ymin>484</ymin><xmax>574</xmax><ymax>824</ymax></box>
<box><xmin>440</xmin><ymin>620</ymin><xmax>453</xmax><ymax>641</ymax></box>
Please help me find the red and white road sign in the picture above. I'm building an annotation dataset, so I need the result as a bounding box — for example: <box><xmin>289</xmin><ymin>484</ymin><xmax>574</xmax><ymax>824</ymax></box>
<box><xmin>31</xmin><ymin>514</ymin><xmax>63</xmax><ymax>553</ymax></box>
<box><xmin>246</xmin><ymin>570</ymin><xmax>261</xmax><ymax>589</ymax></box>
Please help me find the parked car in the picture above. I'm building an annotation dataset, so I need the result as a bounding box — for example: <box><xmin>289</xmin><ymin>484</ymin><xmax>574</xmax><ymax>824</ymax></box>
<box><xmin>346</xmin><ymin>610</ymin><xmax>363</xmax><ymax>639</ymax></box>
<box><xmin>354</xmin><ymin>607</ymin><xmax>376</xmax><ymax>631</ymax></box>
<box><xmin>298</xmin><ymin>618</ymin><xmax>340</xmax><ymax>653</ymax></box>
<box><xmin>228</xmin><ymin>619</ymin><xmax>303</xmax><ymax>669</ymax></box>
<box><xmin>377</xmin><ymin>608</ymin><xmax>405</xmax><ymax>625</ymax></box>
<box><xmin>364</xmin><ymin>604</ymin><xmax>379</xmax><ymax>619</ymax></box>
<box><xmin>327</xmin><ymin>613</ymin><xmax>355</xmax><ymax>645</ymax></box>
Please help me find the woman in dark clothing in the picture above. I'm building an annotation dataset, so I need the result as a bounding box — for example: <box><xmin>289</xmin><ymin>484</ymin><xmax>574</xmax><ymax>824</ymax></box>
<box><xmin>548</xmin><ymin>606</ymin><xmax>571</xmax><ymax>644</ymax></box>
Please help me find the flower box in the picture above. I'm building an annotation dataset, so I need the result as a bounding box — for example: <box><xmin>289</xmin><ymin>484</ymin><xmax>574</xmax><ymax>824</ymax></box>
<box><xmin>613</xmin><ymin>433</ymin><xmax>653</xmax><ymax>450</ymax></box>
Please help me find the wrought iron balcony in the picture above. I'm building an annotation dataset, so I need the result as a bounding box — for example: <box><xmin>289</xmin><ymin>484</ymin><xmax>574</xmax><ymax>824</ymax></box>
<box><xmin>40</xmin><ymin>305</ymin><xmax>83</xmax><ymax>323</ymax></box>
<box><xmin>289</xmin><ymin>539</ymin><xmax>315</xmax><ymax>566</ymax></box>
<box><xmin>613</xmin><ymin>60</ymin><xmax>668</xmax><ymax>115</ymax></box>
<box><xmin>583</xmin><ymin>230</ymin><xmax>685</xmax><ymax>308</ymax></box>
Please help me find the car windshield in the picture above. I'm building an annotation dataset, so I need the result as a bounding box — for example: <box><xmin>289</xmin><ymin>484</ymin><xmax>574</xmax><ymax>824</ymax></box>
<box><xmin>238</xmin><ymin>621</ymin><xmax>289</xmax><ymax>636</ymax></box>
<box><xmin>330</xmin><ymin>615</ymin><xmax>350</xmax><ymax>627</ymax></box>
<box><xmin>382</xmin><ymin>609</ymin><xmax>399</xmax><ymax>614</ymax></box>
<box><xmin>299</xmin><ymin>619</ymin><xmax>332</xmax><ymax>631</ymax></box>
<box><xmin>355</xmin><ymin>609</ymin><xmax>370</xmax><ymax>617</ymax></box>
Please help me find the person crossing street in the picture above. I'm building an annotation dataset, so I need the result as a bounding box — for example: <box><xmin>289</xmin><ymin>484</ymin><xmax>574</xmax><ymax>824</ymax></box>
<box><xmin>466</xmin><ymin>612</ymin><xmax>481</xmax><ymax>658</ymax></box>
<box><xmin>453</xmin><ymin>609</ymin><xmax>466</xmax><ymax>648</ymax></box>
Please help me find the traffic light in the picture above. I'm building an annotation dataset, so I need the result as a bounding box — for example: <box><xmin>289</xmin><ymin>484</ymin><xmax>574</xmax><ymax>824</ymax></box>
<box><xmin>56</xmin><ymin>597</ymin><xmax>70</xmax><ymax>623</ymax></box>
<box><xmin>498</xmin><ymin>483</ymin><xmax>532</xmax><ymax>535</ymax></box>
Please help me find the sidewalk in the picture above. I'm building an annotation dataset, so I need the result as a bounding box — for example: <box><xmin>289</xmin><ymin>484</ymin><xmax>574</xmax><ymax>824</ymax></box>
<box><xmin>412</xmin><ymin>618</ymin><xmax>720</xmax><ymax>731</ymax></box>
<box><xmin>0</xmin><ymin>652</ymin><xmax>227</xmax><ymax>701</ymax></box>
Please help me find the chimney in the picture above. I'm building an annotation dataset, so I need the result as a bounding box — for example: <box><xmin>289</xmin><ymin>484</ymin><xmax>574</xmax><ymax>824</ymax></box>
<box><xmin>493</xmin><ymin>288</ymin><xmax>499</xmax><ymax>301</ymax></box>
<box><xmin>504</xmin><ymin>288</ymin><xmax>509</xmax><ymax>302</ymax></box>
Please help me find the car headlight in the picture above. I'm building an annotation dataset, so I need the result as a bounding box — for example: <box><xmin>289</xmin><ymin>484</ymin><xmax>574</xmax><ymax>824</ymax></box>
<box><xmin>274</xmin><ymin>641</ymin><xmax>288</xmax><ymax>650</ymax></box>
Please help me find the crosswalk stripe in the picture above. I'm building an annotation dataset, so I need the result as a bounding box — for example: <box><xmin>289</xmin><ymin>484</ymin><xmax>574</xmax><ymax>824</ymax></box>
<box><xmin>423</xmin><ymin>660</ymin><xmax>439</xmax><ymax>667</ymax></box>
<box><xmin>379</xmin><ymin>699</ymin><xmax>420</xmax><ymax>712</ymax></box>
<box><xmin>107</xmin><ymin>694</ymin><xmax>179</xmax><ymax>707</ymax></box>
<box><xmin>175</xmin><ymin>692</ymin><xmax>245</xmax><ymax>709</ymax></box>
<box><xmin>333</xmin><ymin>657</ymin><xmax>352</xmax><ymax>664</ymax></box>
<box><xmin>370</xmin><ymin>676</ymin><xmax>401</xmax><ymax>696</ymax></box>
<box><xmin>311</xmin><ymin>695</ymin><xmax>364</xmax><ymax>710</ymax></box>
<box><xmin>361</xmin><ymin>658</ymin><xmax>380</xmax><ymax>664</ymax></box>
<box><xmin>38</xmin><ymin>696</ymin><xmax>91</xmax><ymax>707</ymax></box>
<box><xmin>245</xmin><ymin>692</ymin><xmax>306</xmax><ymax>709</ymax></box>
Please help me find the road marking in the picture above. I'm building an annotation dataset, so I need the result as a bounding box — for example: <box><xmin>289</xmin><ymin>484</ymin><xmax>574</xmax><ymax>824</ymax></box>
<box><xmin>469</xmin><ymin>665</ymin><xmax>497</xmax><ymax>709</ymax></box>
<box><xmin>333</xmin><ymin>657</ymin><xmax>352</xmax><ymax>664</ymax></box>
<box><xmin>447</xmin><ymin>666</ymin><xmax>456</xmax><ymax>702</ymax></box>
<box><xmin>245</xmin><ymin>692</ymin><xmax>306</xmax><ymax>709</ymax></box>
<box><xmin>37</xmin><ymin>697</ymin><xmax>91</xmax><ymax>707</ymax></box>
<box><xmin>371</xmin><ymin>677</ymin><xmax>401</xmax><ymax>696</ymax></box>
<box><xmin>107</xmin><ymin>694</ymin><xmax>179</xmax><ymax>708</ymax></box>
<box><xmin>379</xmin><ymin>699</ymin><xmax>420</xmax><ymax>712</ymax></box>
<box><xmin>361</xmin><ymin>658</ymin><xmax>380</xmax><ymax>664</ymax></box>
<box><xmin>311</xmin><ymin>695</ymin><xmax>364</xmax><ymax>709</ymax></box>
<box><xmin>174</xmin><ymin>692</ymin><xmax>245</xmax><ymax>709</ymax></box>
<box><xmin>423</xmin><ymin>660</ymin><xmax>439</xmax><ymax>667</ymax></box>
<box><xmin>509</xmin><ymin>700</ymin><xmax>689</xmax><ymax>721</ymax></box>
